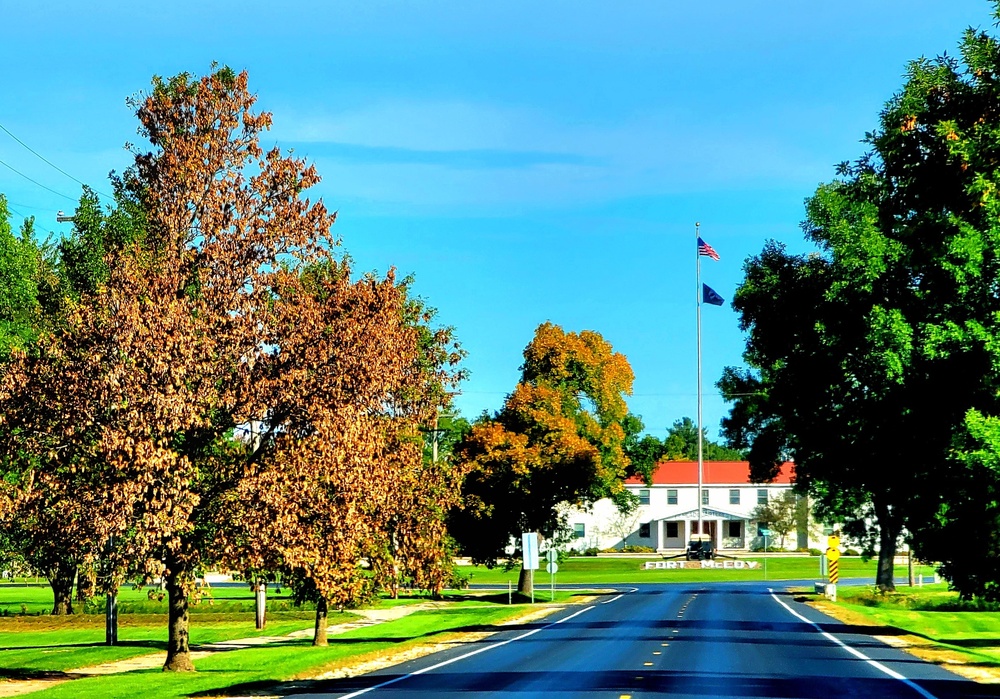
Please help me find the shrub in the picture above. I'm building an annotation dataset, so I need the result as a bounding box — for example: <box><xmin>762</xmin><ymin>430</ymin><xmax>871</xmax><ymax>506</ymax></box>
<box><xmin>808</xmin><ymin>548</ymin><xmax>823</xmax><ymax>556</ymax></box>
<box><xmin>622</xmin><ymin>545</ymin><xmax>656</xmax><ymax>553</ymax></box>
<box><xmin>582</xmin><ymin>547</ymin><xmax>600</xmax><ymax>557</ymax></box>
<box><xmin>447</xmin><ymin>570</ymin><xmax>471</xmax><ymax>590</ymax></box>
<box><xmin>844</xmin><ymin>548</ymin><xmax>860</xmax><ymax>556</ymax></box>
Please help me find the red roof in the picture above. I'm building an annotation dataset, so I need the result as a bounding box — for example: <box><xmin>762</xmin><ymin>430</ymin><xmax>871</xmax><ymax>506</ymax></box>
<box><xmin>626</xmin><ymin>461</ymin><xmax>795</xmax><ymax>486</ymax></box>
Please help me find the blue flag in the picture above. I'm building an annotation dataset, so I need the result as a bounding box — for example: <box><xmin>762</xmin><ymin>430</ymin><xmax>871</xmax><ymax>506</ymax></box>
<box><xmin>703</xmin><ymin>284</ymin><xmax>724</xmax><ymax>306</ymax></box>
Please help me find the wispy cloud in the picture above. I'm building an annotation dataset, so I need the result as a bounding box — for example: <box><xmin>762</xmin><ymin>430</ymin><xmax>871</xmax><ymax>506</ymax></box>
<box><xmin>270</xmin><ymin>99</ymin><xmax>831</xmax><ymax>213</ymax></box>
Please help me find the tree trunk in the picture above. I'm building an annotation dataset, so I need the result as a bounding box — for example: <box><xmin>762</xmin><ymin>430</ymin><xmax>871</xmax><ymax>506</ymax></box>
<box><xmin>313</xmin><ymin>597</ymin><xmax>328</xmax><ymax>647</ymax></box>
<box><xmin>76</xmin><ymin>567</ymin><xmax>95</xmax><ymax>604</ymax></box>
<box><xmin>873</xmin><ymin>497</ymin><xmax>899</xmax><ymax>592</ymax></box>
<box><xmin>517</xmin><ymin>566</ymin><xmax>533</xmax><ymax>598</ymax></box>
<box><xmin>48</xmin><ymin>563</ymin><xmax>77</xmax><ymax>615</ymax></box>
<box><xmin>163</xmin><ymin>569</ymin><xmax>195</xmax><ymax>672</ymax></box>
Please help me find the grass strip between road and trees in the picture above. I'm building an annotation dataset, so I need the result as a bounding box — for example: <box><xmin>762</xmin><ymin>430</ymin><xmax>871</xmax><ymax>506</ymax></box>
<box><xmin>802</xmin><ymin>582</ymin><xmax>1000</xmax><ymax>682</ymax></box>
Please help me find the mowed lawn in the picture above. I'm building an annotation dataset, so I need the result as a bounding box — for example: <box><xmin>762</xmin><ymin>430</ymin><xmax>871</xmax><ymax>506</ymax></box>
<box><xmin>2</xmin><ymin>597</ymin><xmax>585</xmax><ymax>699</ymax></box>
<box><xmin>827</xmin><ymin>583</ymin><xmax>1000</xmax><ymax>668</ymax></box>
<box><xmin>0</xmin><ymin>583</ymin><xmax>337</xmax><ymax>676</ymax></box>
<box><xmin>461</xmin><ymin>555</ymin><xmax>936</xmax><ymax>586</ymax></box>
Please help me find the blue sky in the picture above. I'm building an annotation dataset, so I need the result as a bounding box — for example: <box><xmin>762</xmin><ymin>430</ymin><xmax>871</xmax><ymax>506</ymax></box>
<box><xmin>1</xmin><ymin>1</ymin><xmax>994</xmax><ymax>439</ymax></box>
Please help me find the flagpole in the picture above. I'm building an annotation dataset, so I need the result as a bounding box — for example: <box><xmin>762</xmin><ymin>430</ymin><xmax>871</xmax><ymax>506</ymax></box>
<box><xmin>696</xmin><ymin>222</ymin><xmax>703</xmax><ymax>539</ymax></box>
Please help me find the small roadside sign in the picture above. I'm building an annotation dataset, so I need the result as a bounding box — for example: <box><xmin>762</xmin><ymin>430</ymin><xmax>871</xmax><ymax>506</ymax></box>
<box><xmin>760</xmin><ymin>528</ymin><xmax>772</xmax><ymax>536</ymax></box>
<box><xmin>546</xmin><ymin>561</ymin><xmax>559</xmax><ymax>575</ymax></box>
<box><xmin>546</xmin><ymin>549</ymin><xmax>558</xmax><ymax>563</ymax></box>
<box><xmin>522</xmin><ymin>532</ymin><xmax>540</xmax><ymax>570</ymax></box>
<box><xmin>828</xmin><ymin>534</ymin><xmax>840</xmax><ymax>550</ymax></box>
<box><xmin>826</xmin><ymin>548</ymin><xmax>840</xmax><ymax>563</ymax></box>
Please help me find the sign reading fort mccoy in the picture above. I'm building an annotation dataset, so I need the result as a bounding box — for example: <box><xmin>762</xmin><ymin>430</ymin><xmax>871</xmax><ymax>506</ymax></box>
<box><xmin>643</xmin><ymin>560</ymin><xmax>761</xmax><ymax>570</ymax></box>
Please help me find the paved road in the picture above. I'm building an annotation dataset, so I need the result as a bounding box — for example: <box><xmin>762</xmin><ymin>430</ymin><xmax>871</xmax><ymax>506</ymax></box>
<box><xmin>292</xmin><ymin>582</ymin><xmax>998</xmax><ymax>699</ymax></box>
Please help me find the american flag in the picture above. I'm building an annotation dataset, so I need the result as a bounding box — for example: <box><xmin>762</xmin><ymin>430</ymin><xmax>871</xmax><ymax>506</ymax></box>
<box><xmin>697</xmin><ymin>237</ymin><xmax>720</xmax><ymax>261</ymax></box>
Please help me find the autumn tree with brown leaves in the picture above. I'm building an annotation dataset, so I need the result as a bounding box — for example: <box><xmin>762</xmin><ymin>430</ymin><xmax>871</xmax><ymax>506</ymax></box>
<box><xmin>452</xmin><ymin>322</ymin><xmax>637</xmax><ymax>596</ymax></box>
<box><xmin>0</xmin><ymin>67</ymin><xmax>448</xmax><ymax>670</ymax></box>
<box><xmin>228</xmin><ymin>278</ymin><xmax>465</xmax><ymax>645</ymax></box>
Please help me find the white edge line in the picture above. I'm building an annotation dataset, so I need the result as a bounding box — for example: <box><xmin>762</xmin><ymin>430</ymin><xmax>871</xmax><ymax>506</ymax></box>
<box><xmin>334</xmin><ymin>605</ymin><xmax>597</xmax><ymax>699</ymax></box>
<box><xmin>768</xmin><ymin>588</ymin><xmax>940</xmax><ymax>699</ymax></box>
<box><xmin>601</xmin><ymin>586</ymin><xmax>638</xmax><ymax>604</ymax></box>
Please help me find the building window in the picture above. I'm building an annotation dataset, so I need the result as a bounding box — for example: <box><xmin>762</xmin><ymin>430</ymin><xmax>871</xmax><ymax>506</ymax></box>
<box><xmin>729</xmin><ymin>489</ymin><xmax>740</xmax><ymax>505</ymax></box>
<box><xmin>757</xmin><ymin>522</ymin><xmax>768</xmax><ymax>536</ymax></box>
<box><xmin>666</xmin><ymin>522</ymin><xmax>678</xmax><ymax>538</ymax></box>
<box><xmin>667</xmin><ymin>489</ymin><xmax>678</xmax><ymax>505</ymax></box>
<box><xmin>823</xmin><ymin>524</ymin><xmax>835</xmax><ymax>536</ymax></box>
<box><xmin>639</xmin><ymin>522</ymin><xmax>651</xmax><ymax>538</ymax></box>
<box><xmin>691</xmin><ymin>520</ymin><xmax>699</xmax><ymax>534</ymax></box>
<box><xmin>639</xmin><ymin>489</ymin><xmax>650</xmax><ymax>506</ymax></box>
<box><xmin>757</xmin><ymin>488</ymin><xmax>768</xmax><ymax>505</ymax></box>
<box><xmin>728</xmin><ymin>521</ymin><xmax>741</xmax><ymax>538</ymax></box>
<box><xmin>702</xmin><ymin>488</ymin><xmax>709</xmax><ymax>505</ymax></box>
<box><xmin>574</xmin><ymin>523</ymin><xmax>585</xmax><ymax>538</ymax></box>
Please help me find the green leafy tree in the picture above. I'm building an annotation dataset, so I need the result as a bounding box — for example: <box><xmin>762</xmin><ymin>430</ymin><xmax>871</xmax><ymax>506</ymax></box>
<box><xmin>749</xmin><ymin>490</ymin><xmax>799</xmax><ymax>549</ymax></box>
<box><xmin>0</xmin><ymin>198</ymin><xmax>45</xmax><ymax>359</ymax></box>
<box><xmin>662</xmin><ymin>417</ymin><xmax>745</xmax><ymax>461</ymax></box>
<box><xmin>722</xmin><ymin>8</ymin><xmax>1000</xmax><ymax>596</ymax></box>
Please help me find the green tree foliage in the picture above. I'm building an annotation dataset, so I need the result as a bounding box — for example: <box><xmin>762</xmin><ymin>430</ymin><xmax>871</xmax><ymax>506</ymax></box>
<box><xmin>722</xmin><ymin>9</ymin><xmax>1000</xmax><ymax>597</ymax></box>
<box><xmin>452</xmin><ymin>323</ymin><xmax>638</xmax><ymax>586</ymax></box>
<box><xmin>57</xmin><ymin>182</ymin><xmax>145</xmax><ymax>299</ymax></box>
<box><xmin>0</xmin><ymin>199</ymin><xmax>47</xmax><ymax>359</ymax></box>
<box><xmin>662</xmin><ymin>417</ymin><xmax>745</xmax><ymax>461</ymax></box>
<box><xmin>749</xmin><ymin>490</ymin><xmax>801</xmax><ymax>550</ymax></box>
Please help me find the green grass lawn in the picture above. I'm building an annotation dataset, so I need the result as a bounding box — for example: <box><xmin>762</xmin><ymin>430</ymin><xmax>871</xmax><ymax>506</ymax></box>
<box><xmin>20</xmin><ymin>596</ymin><xmax>586</xmax><ymax>699</ymax></box>
<box><xmin>0</xmin><ymin>612</ymin><xmax>333</xmax><ymax>675</ymax></box>
<box><xmin>0</xmin><ymin>582</ymin><xmax>351</xmax><ymax>676</ymax></box>
<box><xmin>827</xmin><ymin>583</ymin><xmax>1000</xmax><ymax>668</ymax></box>
<box><xmin>459</xmin><ymin>555</ymin><xmax>936</xmax><ymax>586</ymax></box>
<box><xmin>0</xmin><ymin>582</ymin><xmax>301</xmax><ymax>617</ymax></box>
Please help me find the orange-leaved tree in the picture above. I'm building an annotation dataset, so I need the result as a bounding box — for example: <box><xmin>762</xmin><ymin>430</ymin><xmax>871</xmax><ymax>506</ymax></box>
<box><xmin>451</xmin><ymin>322</ymin><xmax>637</xmax><ymax>595</ymax></box>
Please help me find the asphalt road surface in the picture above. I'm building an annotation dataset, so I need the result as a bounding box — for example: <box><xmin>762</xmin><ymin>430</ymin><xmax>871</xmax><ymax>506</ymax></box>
<box><xmin>292</xmin><ymin>581</ymin><xmax>998</xmax><ymax>699</ymax></box>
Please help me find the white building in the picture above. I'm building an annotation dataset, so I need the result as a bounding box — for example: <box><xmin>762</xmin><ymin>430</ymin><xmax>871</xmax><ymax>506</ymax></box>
<box><xmin>562</xmin><ymin>461</ymin><xmax>824</xmax><ymax>553</ymax></box>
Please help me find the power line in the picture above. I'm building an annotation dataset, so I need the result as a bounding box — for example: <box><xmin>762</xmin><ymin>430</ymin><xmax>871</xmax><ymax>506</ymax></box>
<box><xmin>8</xmin><ymin>199</ymin><xmax>52</xmax><ymax>211</ymax></box>
<box><xmin>0</xmin><ymin>156</ymin><xmax>77</xmax><ymax>202</ymax></box>
<box><xmin>0</xmin><ymin>121</ymin><xmax>112</xmax><ymax>199</ymax></box>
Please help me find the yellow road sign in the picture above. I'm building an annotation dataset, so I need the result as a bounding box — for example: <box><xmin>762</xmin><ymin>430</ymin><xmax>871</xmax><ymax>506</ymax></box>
<box><xmin>828</xmin><ymin>534</ymin><xmax>840</xmax><ymax>550</ymax></box>
<box><xmin>826</xmin><ymin>548</ymin><xmax>840</xmax><ymax>563</ymax></box>
<box><xmin>829</xmin><ymin>559</ymin><xmax>839</xmax><ymax>584</ymax></box>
